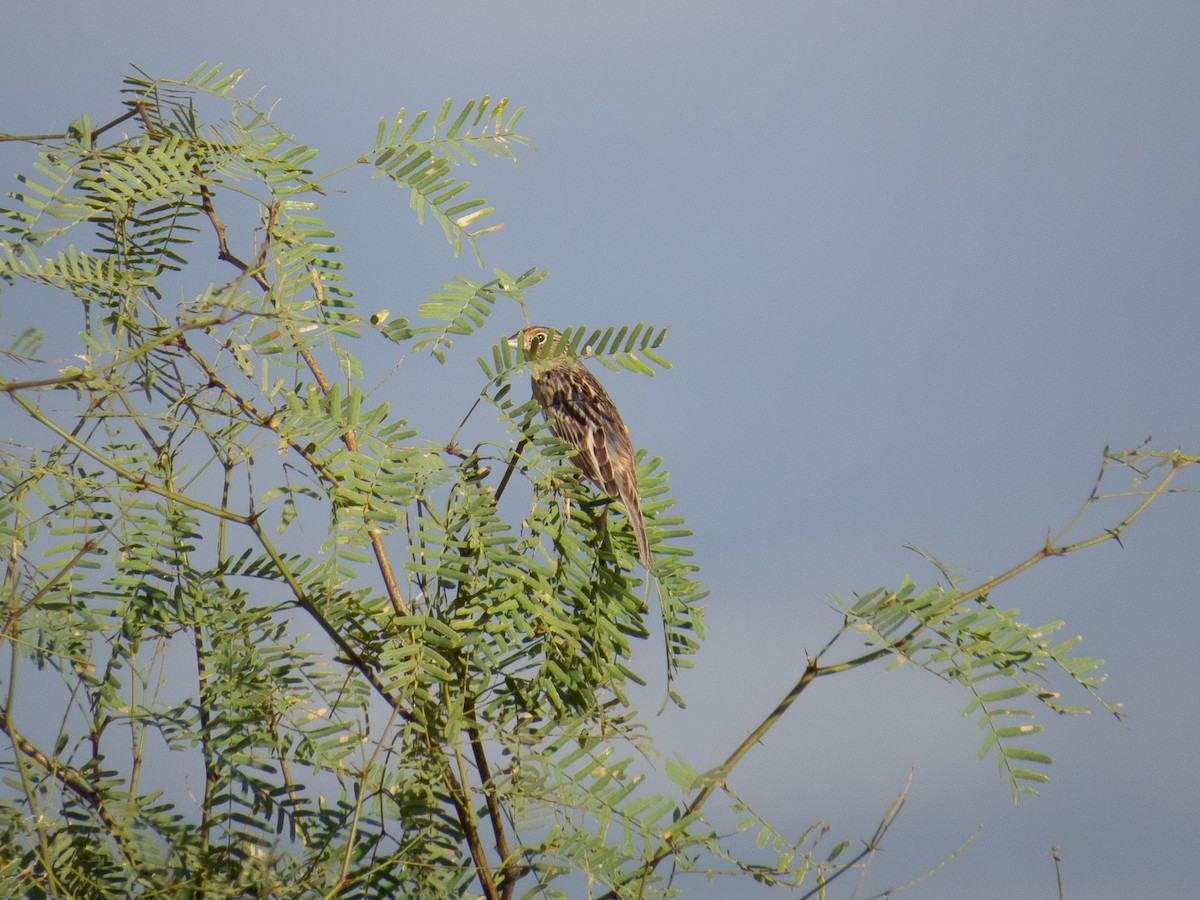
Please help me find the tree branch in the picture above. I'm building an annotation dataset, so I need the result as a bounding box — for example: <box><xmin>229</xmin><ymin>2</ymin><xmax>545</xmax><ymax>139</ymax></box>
<box><xmin>465</xmin><ymin>691</ymin><xmax>520</xmax><ymax>899</ymax></box>
<box><xmin>196</xmin><ymin>187</ymin><xmax>410</xmax><ymax>615</ymax></box>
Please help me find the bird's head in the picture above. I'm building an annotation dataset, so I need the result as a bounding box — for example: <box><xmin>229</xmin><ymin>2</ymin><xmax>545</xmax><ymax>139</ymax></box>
<box><xmin>508</xmin><ymin>325</ymin><xmax>565</xmax><ymax>358</ymax></box>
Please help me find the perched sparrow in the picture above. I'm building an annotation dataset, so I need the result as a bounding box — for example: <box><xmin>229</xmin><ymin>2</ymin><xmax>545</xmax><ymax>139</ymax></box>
<box><xmin>508</xmin><ymin>326</ymin><xmax>652</xmax><ymax>568</ymax></box>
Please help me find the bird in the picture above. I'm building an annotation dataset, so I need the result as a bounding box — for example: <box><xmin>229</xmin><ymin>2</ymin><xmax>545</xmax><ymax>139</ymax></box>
<box><xmin>508</xmin><ymin>325</ymin><xmax>652</xmax><ymax>569</ymax></box>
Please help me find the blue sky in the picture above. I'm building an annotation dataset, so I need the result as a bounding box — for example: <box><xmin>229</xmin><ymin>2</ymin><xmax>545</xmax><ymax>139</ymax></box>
<box><xmin>5</xmin><ymin>3</ymin><xmax>1199</xmax><ymax>897</ymax></box>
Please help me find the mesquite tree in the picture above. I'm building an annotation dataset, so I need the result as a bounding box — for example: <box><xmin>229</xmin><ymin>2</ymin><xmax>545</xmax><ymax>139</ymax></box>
<box><xmin>0</xmin><ymin>65</ymin><xmax>1192</xmax><ymax>899</ymax></box>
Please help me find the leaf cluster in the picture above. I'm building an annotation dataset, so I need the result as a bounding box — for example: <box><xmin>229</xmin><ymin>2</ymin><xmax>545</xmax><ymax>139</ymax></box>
<box><xmin>0</xmin><ymin>64</ymin><xmax>725</xmax><ymax>900</ymax></box>
<box><xmin>840</xmin><ymin>580</ymin><xmax>1111</xmax><ymax>801</ymax></box>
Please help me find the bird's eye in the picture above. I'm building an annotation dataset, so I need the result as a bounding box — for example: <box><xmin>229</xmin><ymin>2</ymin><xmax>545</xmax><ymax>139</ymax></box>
<box><xmin>530</xmin><ymin>330</ymin><xmax>546</xmax><ymax>347</ymax></box>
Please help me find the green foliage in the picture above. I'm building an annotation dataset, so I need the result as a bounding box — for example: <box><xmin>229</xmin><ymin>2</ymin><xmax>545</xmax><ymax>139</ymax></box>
<box><xmin>1</xmin><ymin>64</ymin><xmax>1193</xmax><ymax>900</ymax></box>
<box><xmin>0</xmin><ymin>63</ymin><xmax>726</xmax><ymax>900</ymax></box>
<box><xmin>372</xmin><ymin>94</ymin><xmax>531</xmax><ymax>264</ymax></box>
<box><xmin>838</xmin><ymin>580</ymin><xmax>1109</xmax><ymax>801</ymax></box>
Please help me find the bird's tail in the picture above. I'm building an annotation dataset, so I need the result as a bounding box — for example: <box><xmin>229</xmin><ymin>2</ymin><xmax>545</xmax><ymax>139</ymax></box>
<box><xmin>623</xmin><ymin>491</ymin><xmax>653</xmax><ymax>571</ymax></box>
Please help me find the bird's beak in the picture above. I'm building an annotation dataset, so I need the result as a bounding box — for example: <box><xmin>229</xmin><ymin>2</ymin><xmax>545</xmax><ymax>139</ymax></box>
<box><xmin>506</xmin><ymin>332</ymin><xmax>522</xmax><ymax>351</ymax></box>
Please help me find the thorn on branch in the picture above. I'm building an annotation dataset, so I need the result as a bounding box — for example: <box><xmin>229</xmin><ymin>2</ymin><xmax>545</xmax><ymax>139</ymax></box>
<box><xmin>1042</xmin><ymin>532</ymin><xmax>1065</xmax><ymax>557</ymax></box>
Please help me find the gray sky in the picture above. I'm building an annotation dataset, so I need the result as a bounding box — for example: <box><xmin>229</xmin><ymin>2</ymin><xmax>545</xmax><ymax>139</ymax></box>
<box><xmin>6</xmin><ymin>3</ymin><xmax>1199</xmax><ymax>897</ymax></box>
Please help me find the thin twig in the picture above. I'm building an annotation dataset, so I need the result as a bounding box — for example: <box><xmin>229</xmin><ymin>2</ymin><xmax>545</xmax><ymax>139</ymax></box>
<box><xmin>1052</xmin><ymin>844</ymin><xmax>1065</xmax><ymax>900</ymax></box>
<box><xmin>465</xmin><ymin>692</ymin><xmax>520</xmax><ymax>899</ymax></box>
<box><xmin>430</xmin><ymin>732</ymin><xmax>500</xmax><ymax>900</ymax></box>
<box><xmin>0</xmin><ymin>105</ymin><xmax>142</xmax><ymax>144</ymax></box>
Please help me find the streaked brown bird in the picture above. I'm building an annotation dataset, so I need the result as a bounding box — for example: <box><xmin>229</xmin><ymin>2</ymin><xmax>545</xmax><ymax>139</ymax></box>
<box><xmin>508</xmin><ymin>325</ymin><xmax>652</xmax><ymax>569</ymax></box>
